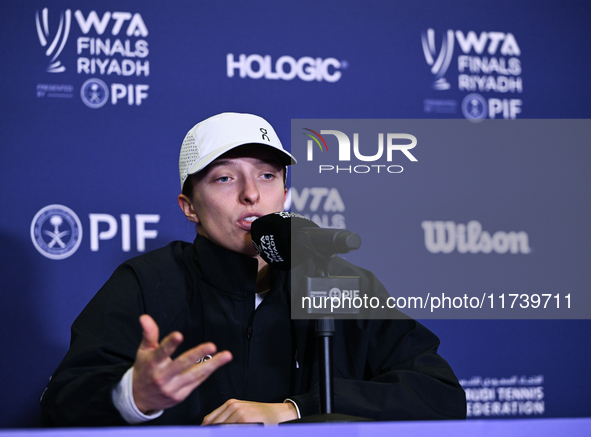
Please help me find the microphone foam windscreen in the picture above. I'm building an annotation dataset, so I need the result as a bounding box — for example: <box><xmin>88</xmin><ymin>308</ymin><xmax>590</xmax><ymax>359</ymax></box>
<box><xmin>251</xmin><ymin>212</ymin><xmax>318</xmax><ymax>269</ymax></box>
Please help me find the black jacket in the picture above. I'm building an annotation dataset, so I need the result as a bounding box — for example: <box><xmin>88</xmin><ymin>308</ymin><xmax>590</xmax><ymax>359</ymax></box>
<box><xmin>40</xmin><ymin>235</ymin><xmax>466</xmax><ymax>426</ymax></box>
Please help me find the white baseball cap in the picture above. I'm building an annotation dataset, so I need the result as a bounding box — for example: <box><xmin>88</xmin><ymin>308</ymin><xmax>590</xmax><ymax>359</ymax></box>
<box><xmin>179</xmin><ymin>112</ymin><xmax>297</xmax><ymax>189</ymax></box>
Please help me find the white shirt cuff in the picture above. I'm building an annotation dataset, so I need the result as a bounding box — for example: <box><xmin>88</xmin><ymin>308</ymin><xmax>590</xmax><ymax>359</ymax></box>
<box><xmin>112</xmin><ymin>367</ymin><xmax>164</xmax><ymax>424</ymax></box>
<box><xmin>284</xmin><ymin>399</ymin><xmax>301</xmax><ymax>419</ymax></box>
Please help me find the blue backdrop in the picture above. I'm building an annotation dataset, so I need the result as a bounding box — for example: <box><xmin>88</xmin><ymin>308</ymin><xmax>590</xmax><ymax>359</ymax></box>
<box><xmin>1</xmin><ymin>0</ymin><xmax>590</xmax><ymax>428</ymax></box>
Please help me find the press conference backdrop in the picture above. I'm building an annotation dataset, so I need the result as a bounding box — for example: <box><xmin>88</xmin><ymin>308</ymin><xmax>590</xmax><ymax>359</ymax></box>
<box><xmin>1</xmin><ymin>0</ymin><xmax>590</xmax><ymax>428</ymax></box>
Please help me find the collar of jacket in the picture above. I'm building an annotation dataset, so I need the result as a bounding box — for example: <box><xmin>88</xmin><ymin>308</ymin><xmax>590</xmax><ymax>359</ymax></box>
<box><xmin>192</xmin><ymin>234</ymin><xmax>260</xmax><ymax>298</ymax></box>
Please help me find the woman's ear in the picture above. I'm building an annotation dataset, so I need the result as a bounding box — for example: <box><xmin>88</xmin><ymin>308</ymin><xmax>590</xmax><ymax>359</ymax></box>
<box><xmin>178</xmin><ymin>194</ymin><xmax>199</xmax><ymax>224</ymax></box>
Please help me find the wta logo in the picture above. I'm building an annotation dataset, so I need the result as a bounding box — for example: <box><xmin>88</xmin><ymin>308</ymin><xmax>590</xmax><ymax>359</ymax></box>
<box><xmin>422</xmin><ymin>29</ymin><xmax>454</xmax><ymax>90</ymax></box>
<box><xmin>422</xmin><ymin>28</ymin><xmax>522</xmax><ymax>91</ymax></box>
<box><xmin>36</xmin><ymin>8</ymin><xmax>72</xmax><ymax>73</ymax></box>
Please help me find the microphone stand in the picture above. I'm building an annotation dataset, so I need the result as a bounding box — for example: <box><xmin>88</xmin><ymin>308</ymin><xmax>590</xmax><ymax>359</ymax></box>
<box><xmin>317</xmin><ymin>316</ymin><xmax>335</xmax><ymax>415</ymax></box>
<box><xmin>285</xmin><ymin>245</ymin><xmax>371</xmax><ymax>424</ymax></box>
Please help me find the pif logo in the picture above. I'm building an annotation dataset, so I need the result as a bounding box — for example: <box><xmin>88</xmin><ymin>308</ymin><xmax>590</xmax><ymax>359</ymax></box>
<box><xmin>30</xmin><ymin>204</ymin><xmax>161</xmax><ymax>259</ymax></box>
<box><xmin>31</xmin><ymin>205</ymin><xmax>83</xmax><ymax>260</ymax></box>
<box><xmin>303</xmin><ymin>128</ymin><xmax>417</xmax><ymax>175</ymax></box>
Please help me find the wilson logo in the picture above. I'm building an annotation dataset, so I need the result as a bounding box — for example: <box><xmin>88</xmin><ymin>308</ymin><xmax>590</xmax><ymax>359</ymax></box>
<box><xmin>422</xmin><ymin>220</ymin><xmax>531</xmax><ymax>254</ymax></box>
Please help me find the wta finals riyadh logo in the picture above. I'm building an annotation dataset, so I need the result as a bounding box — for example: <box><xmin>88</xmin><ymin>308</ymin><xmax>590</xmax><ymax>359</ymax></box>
<box><xmin>303</xmin><ymin>128</ymin><xmax>329</xmax><ymax>160</ymax></box>
<box><xmin>31</xmin><ymin>205</ymin><xmax>83</xmax><ymax>260</ymax></box>
<box><xmin>421</xmin><ymin>29</ymin><xmax>454</xmax><ymax>91</ymax></box>
<box><xmin>35</xmin><ymin>8</ymin><xmax>71</xmax><ymax>73</ymax></box>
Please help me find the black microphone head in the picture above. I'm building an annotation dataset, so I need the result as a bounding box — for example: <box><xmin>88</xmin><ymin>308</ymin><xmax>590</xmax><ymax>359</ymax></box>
<box><xmin>251</xmin><ymin>212</ymin><xmax>318</xmax><ymax>270</ymax></box>
<box><xmin>301</xmin><ymin>228</ymin><xmax>361</xmax><ymax>255</ymax></box>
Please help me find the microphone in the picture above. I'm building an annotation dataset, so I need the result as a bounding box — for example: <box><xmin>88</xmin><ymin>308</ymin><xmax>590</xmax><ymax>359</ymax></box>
<box><xmin>251</xmin><ymin>212</ymin><xmax>361</xmax><ymax>269</ymax></box>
